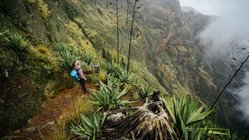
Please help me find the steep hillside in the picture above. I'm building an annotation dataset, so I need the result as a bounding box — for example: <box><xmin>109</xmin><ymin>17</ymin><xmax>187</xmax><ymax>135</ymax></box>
<box><xmin>0</xmin><ymin>0</ymin><xmax>242</xmax><ymax>137</ymax></box>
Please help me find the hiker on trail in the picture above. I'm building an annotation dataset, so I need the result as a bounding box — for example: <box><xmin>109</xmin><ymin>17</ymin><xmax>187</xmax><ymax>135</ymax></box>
<box><xmin>74</xmin><ymin>60</ymin><xmax>87</xmax><ymax>93</ymax></box>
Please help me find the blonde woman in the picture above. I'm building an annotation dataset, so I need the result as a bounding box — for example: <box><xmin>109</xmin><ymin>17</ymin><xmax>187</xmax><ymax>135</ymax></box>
<box><xmin>74</xmin><ymin>60</ymin><xmax>87</xmax><ymax>92</ymax></box>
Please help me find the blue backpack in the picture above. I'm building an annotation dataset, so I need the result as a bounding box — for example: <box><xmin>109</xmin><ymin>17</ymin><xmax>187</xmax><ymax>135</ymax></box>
<box><xmin>70</xmin><ymin>69</ymin><xmax>80</xmax><ymax>81</ymax></box>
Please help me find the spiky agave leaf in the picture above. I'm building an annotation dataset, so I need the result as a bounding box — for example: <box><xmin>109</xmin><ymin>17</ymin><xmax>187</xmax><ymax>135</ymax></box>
<box><xmin>53</xmin><ymin>43</ymin><xmax>85</xmax><ymax>71</ymax></box>
<box><xmin>71</xmin><ymin>112</ymin><xmax>103</xmax><ymax>140</ymax></box>
<box><xmin>7</xmin><ymin>33</ymin><xmax>29</xmax><ymax>49</ymax></box>
<box><xmin>91</xmin><ymin>81</ymin><xmax>129</xmax><ymax>111</ymax></box>
<box><xmin>139</xmin><ymin>83</ymin><xmax>154</xmax><ymax>103</ymax></box>
<box><xmin>0</xmin><ymin>29</ymin><xmax>9</xmax><ymax>42</ymax></box>
<box><xmin>103</xmin><ymin>102</ymin><xmax>179</xmax><ymax>140</ymax></box>
<box><xmin>114</xmin><ymin>68</ymin><xmax>136</xmax><ymax>84</ymax></box>
<box><xmin>164</xmin><ymin>96</ymin><xmax>213</xmax><ymax>139</ymax></box>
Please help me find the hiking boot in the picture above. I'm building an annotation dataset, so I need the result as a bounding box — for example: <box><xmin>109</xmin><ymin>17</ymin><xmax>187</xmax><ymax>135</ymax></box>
<box><xmin>84</xmin><ymin>89</ymin><xmax>89</xmax><ymax>94</ymax></box>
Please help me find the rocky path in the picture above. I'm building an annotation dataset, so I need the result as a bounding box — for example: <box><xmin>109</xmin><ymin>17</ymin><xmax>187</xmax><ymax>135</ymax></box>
<box><xmin>9</xmin><ymin>83</ymin><xmax>97</xmax><ymax>140</ymax></box>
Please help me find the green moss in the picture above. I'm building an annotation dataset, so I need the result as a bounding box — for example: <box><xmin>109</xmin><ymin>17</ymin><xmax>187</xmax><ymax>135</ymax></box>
<box><xmin>37</xmin><ymin>0</ymin><xmax>51</xmax><ymax>18</ymax></box>
<box><xmin>0</xmin><ymin>33</ymin><xmax>52</xmax><ymax>137</ymax></box>
<box><xmin>131</xmin><ymin>61</ymin><xmax>169</xmax><ymax>95</ymax></box>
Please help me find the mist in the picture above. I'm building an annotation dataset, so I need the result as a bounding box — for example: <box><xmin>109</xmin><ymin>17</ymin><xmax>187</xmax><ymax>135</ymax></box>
<box><xmin>198</xmin><ymin>0</ymin><xmax>249</xmax><ymax>55</ymax></box>
<box><xmin>180</xmin><ymin>0</ymin><xmax>249</xmax><ymax>119</ymax></box>
<box><xmin>235</xmin><ymin>73</ymin><xmax>249</xmax><ymax>121</ymax></box>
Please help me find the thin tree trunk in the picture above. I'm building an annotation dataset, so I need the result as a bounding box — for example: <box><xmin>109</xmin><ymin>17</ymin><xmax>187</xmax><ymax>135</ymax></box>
<box><xmin>126</xmin><ymin>0</ymin><xmax>130</xmax><ymax>54</ymax></box>
<box><xmin>127</xmin><ymin>0</ymin><xmax>138</xmax><ymax>72</ymax></box>
<box><xmin>116</xmin><ymin>0</ymin><xmax>120</xmax><ymax>64</ymax></box>
<box><xmin>106</xmin><ymin>0</ymin><xmax>109</xmax><ymax>8</ymax></box>
<box><xmin>125</xmin><ymin>0</ymin><xmax>130</xmax><ymax>69</ymax></box>
<box><xmin>211</xmin><ymin>53</ymin><xmax>249</xmax><ymax>109</ymax></box>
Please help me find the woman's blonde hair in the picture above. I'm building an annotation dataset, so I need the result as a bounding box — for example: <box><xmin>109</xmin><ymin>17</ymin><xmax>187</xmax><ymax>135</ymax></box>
<box><xmin>74</xmin><ymin>60</ymin><xmax>81</xmax><ymax>69</ymax></box>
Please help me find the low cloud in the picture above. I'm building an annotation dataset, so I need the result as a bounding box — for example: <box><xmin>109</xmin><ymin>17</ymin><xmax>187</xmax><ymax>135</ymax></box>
<box><xmin>196</xmin><ymin>0</ymin><xmax>249</xmax><ymax>118</ymax></box>
<box><xmin>198</xmin><ymin>0</ymin><xmax>249</xmax><ymax>55</ymax></box>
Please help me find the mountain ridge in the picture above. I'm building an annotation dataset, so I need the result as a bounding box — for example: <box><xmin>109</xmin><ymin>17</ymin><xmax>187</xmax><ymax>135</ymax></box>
<box><xmin>0</xmin><ymin>0</ymin><xmax>245</xmax><ymax>137</ymax></box>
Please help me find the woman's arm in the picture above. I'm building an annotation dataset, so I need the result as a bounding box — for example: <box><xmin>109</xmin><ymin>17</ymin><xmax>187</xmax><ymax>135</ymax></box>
<box><xmin>78</xmin><ymin>69</ymin><xmax>87</xmax><ymax>80</ymax></box>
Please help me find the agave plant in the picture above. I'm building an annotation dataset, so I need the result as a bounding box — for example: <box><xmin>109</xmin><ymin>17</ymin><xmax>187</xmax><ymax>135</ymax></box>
<box><xmin>71</xmin><ymin>112</ymin><xmax>106</xmax><ymax>140</ymax></box>
<box><xmin>101</xmin><ymin>62</ymin><xmax>117</xmax><ymax>74</ymax></box>
<box><xmin>91</xmin><ymin>80</ymin><xmax>128</xmax><ymax>111</ymax></box>
<box><xmin>6</xmin><ymin>33</ymin><xmax>29</xmax><ymax>61</ymax></box>
<box><xmin>139</xmin><ymin>83</ymin><xmax>154</xmax><ymax>103</ymax></box>
<box><xmin>53</xmin><ymin>43</ymin><xmax>70</xmax><ymax>53</ymax></box>
<box><xmin>114</xmin><ymin>68</ymin><xmax>136</xmax><ymax>84</ymax></box>
<box><xmin>53</xmin><ymin>43</ymin><xmax>83</xmax><ymax>71</ymax></box>
<box><xmin>42</xmin><ymin>63</ymin><xmax>53</xmax><ymax>77</ymax></box>
<box><xmin>103</xmin><ymin>102</ymin><xmax>179</xmax><ymax>140</ymax></box>
<box><xmin>84</xmin><ymin>53</ymin><xmax>93</xmax><ymax>65</ymax></box>
<box><xmin>0</xmin><ymin>29</ymin><xmax>9</xmax><ymax>41</ymax></box>
<box><xmin>106</xmin><ymin>74</ymin><xmax>121</xmax><ymax>87</ymax></box>
<box><xmin>7</xmin><ymin>33</ymin><xmax>29</xmax><ymax>50</ymax></box>
<box><xmin>164</xmin><ymin>96</ymin><xmax>213</xmax><ymax>139</ymax></box>
<box><xmin>188</xmin><ymin>123</ymin><xmax>208</xmax><ymax>140</ymax></box>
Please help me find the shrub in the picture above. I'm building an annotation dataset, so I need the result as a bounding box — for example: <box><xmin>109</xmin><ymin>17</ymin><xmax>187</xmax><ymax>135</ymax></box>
<box><xmin>92</xmin><ymin>81</ymin><xmax>128</xmax><ymax>111</ymax></box>
<box><xmin>97</xmin><ymin>69</ymin><xmax>108</xmax><ymax>81</ymax></box>
<box><xmin>7</xmin><ymin>33</ymin><xmax>29</xmax><ymax>51</ymax></box>
<box><xmin>139</xmin><ymin>83</ymin><xmax>154</xmax><ymax>103</ymax></box>
<box><xmin>83</xmin><ymin>54</ymin><xmax>93</xmax><ymax>65</ymax></box>
<box><xmin>101</xmin><ymin>62</ymin><xmax>115</xmax><ymax>74</ymax></box>
<box><xmin>71</xmin><ymin>112</ymin><xmax>105</xmax><ymax>140</ymax></box>
<box><xmin>0</xmin><ymin>29</ymin><xmax>9</xmax><ymax>42</ymax></box>
<box><xmin>53</xmin><ymin>43</ymin><xmax>84</xmax><ymax>71</ymax></box>
<box><xmin>164</xmin><ymin>96</ymin><xmax>213</xmax><ymax>139</ymax></box>
<box><xmin>113</xmin><ymin>68</ymin><xmax>136</xmax><ymax>84</ymax></box>
<box><xmin>37</xmin><ymin>45</ymin><xmax>49</xmax><ymax>54</ymax></box>
<box><xmin>42</xmin><ymin>63</ymin><xmax>53</xmax><ymax>77</ymax></box>
<box><xmin>6</xmin><ymin>33</ymin><xmax>29</xmax><ymax>61</ymax></box>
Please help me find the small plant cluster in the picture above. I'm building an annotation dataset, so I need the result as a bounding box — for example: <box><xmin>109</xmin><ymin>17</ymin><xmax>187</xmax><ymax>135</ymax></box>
<box><xmin>53</xmin><ymin>43</ymin><xmax>93</xmax><ymax>71</ymax></box>
<box><xmin>0</xmin><ymin>29</ymin><xmax>29</xmax><ymax>61</ymax></box>
<box><xmin>0</xmin><ymin>29</ymin><xmax>9</xmax><ymax>42</ymax></box>
<box><xmin>165</xmin><ymin>96</ymin><xmax>232</xmax><ymax>139</ymax></box>
<box><xmin>71</xmin><ymin>112</ymin><xmax>105</xmax><ymax>140</ymax></box>
<box><xmin>92</xmin><ymin>77</ymin><xmax>129</xmax><ymax>112</ymax></box>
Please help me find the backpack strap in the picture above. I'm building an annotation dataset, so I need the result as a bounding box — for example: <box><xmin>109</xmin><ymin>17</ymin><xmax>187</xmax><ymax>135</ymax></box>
<box><xmin>76</xmin><ymin>68</ymin><xmax>81</xmax><ymax>80</ymax></box>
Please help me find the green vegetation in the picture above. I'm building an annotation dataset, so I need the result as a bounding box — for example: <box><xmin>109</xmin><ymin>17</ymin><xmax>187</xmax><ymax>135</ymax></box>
<box><xmin>6</xmin><ymin>33</ymin><xmax>29</xmax><ymax>61</ymax></box>
<box><xmin>164</xmin><ymin>96</ymin><xmax>231</xmax><ymax>139</ymax></box>
<box><xmin>53</xmin><ymin>43</ymin><xmax>83</xmax><ymax>71</ymax></box>
<box><xmin>69</xmin><ymin>57</ymin><xmax>229</xmax><ymax>139</ymax></box>
<box><xmin>91</xmin><ymin>80</ymin><xmax>129</xmax><ymax>111</ymax></box>
<box><xmin>71</xmin><ymin>112</ymin><xmax>105</xmax><ymax>140</ymax></box>
<box><xmin>0</xmin><ymin>31</ymin><xmax>51</xmax><ymax>137</ymax></box>
<box><xmin>84</xmin><ymin>53</ymin><xmax>93</xmax><ymax>65</ymax></box>
<box><xmin>139</xmin><ymin>83</ymin><xmax>154</xmax><ymax>103</ymax></box>
<box><xmin>165</xmin><ymin>96</ymin><xmax>213</xmax><ymax>139</ymax></box>
<box><xmin>0</xmin><ymin>0</ymin><xmax>243</xmax><ymax>139</ymax></box>
<box><xmin>7</xmin><ymin>33</ymin><xmax>29</xmax><ymax>50</ymax></box>
<box><xmin>113</xmin><ymin>68</ymin><xmax>136</xmax><ymax>84</ymax></box>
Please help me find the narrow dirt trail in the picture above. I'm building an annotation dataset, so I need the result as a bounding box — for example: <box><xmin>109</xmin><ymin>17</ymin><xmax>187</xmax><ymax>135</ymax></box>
<box><xmin>10</xmin><ymin>83</ymin><xmax>97</xmax><ymax>140</ymax></box>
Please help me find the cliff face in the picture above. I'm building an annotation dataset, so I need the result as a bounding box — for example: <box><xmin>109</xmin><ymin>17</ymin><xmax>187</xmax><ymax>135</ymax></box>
<box><xmin>0</xmin><ymin>0</ymin><xmax>237</xmax><ymax>136</ymax></box>
<box><xmin>138</xmin><ymin>0</ymin><xmax>219</xmax><ymax>99</ymax></box>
